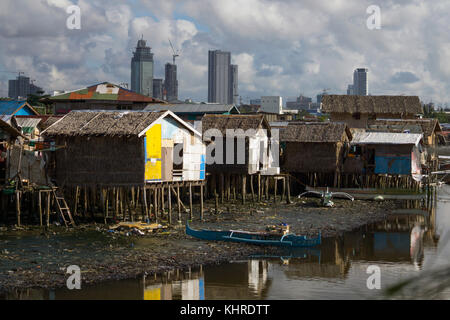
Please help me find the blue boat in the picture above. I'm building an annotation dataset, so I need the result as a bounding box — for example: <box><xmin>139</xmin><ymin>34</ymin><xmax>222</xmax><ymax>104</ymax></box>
<box><xmin>186</xmin><ymin>222</ymin><xmax>321</xmax><ymax>247</ymax></box>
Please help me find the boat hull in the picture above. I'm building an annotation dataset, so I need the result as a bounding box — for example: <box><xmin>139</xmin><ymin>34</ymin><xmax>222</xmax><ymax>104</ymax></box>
<box><xmin>186</xmin><ymin>223</ymin><xmax>321</xmax><ymax>247</ymax></box>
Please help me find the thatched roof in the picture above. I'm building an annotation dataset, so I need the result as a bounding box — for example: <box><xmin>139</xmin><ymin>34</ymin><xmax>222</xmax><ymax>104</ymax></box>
<box><xmin>201</xmin><ymin>114</ymin><xmax>270</xmax><ymax>135</ymax></box>
<box><xmin>368</xmin><ymin>118</ymin><xmax>441</xmax><ymax>139</ymax></box>
<box><xmin>42</xmin><ymin>111</ymin><xmax>167</xmax><ymax>137</ymax></box>
<box><xmin>321</xmin><ymin>95</ymin><xmax>423</xmax><ymax>115</ymax></box>
<box><xmin>280</xmin><ymin>122</ymin><xmax>351</xmax><ymax>143</ymax></box>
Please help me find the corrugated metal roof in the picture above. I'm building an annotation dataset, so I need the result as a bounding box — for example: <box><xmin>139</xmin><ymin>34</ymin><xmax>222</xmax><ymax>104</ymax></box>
<box><xmin>15</xmin><ymin>117</ymin><xmax>42</xmax><ymax>129</ymax></box>
<box><xmin>48</xmin><ymin>82</ymin><xmax>165</xmax><ymax>103</ymax></box>
<box><xmin>144</xmin><ymin>103</ymin><xmax>238</xmax><ymax>113</ymax></box>
<box><xmin>351</xmin><ymin>131</ymin><xmax>422</xmax><ymax>145</ymax></box>
<box><xmin>0</xmin><ymin>100</ymin><xmax>26</xmax><ymax>115</ymax></box>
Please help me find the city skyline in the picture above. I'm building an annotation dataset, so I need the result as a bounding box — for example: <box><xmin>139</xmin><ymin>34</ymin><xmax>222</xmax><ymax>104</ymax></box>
<box><xmin>0</xmin><ymin>1</ymin><xmax>449</xmax><ymax>106</ymax></box>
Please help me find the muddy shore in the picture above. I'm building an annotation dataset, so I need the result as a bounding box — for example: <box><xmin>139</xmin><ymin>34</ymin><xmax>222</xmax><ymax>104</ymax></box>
<box><xmin>0</xmin><ymin>197</ymin><xmax>402</xmax><ymax>294</ymax></box>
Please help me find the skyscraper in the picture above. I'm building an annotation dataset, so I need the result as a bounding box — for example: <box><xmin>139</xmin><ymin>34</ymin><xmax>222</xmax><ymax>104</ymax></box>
<box><xmin>131</xmin><ymin>38</ymin><xmax>154</xmax><ymax>96</ymax></box>
<box><xmin>229</xmin><ymin>64</ymin><xmax>238</xmax><ymax>105</ymax></box>
<box><xmin>164</xmin><ymin>63</ymin><xmax>178</xmax><ymax>102</ymax></box>
<box><xmin>352</xmin><ymin>68</ymin><xmax>368</xmax><ymax>96</ymax></box>
<box><xmin>208</xmin><ymin>50</ymin><xmax>238</xmax><ymax>104</ymax></box>
<box><xmin>152</xmin><ymin>79</ymin><xmax>163</xmax><ymax>100</ymax></box>
<box><xmin>8</xmin><ymin>75</ymin><xmax>43</xmax><ymax>99</ymax></box>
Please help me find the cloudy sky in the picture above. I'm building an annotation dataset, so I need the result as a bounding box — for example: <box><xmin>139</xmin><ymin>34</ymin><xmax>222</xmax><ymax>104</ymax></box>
<box><xmin>0</xmin><ymin>0</ymin><xmax>449</xmax><ymax>105</ymax></box>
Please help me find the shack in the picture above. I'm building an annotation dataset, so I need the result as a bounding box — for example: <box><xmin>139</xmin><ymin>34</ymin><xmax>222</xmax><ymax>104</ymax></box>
<box><xmin>346</xmin><ymin>131</ymin><xmax>424</xmax><ymax>177</ymax></box>
<box><xmin>321</xmin><ymin>95</ymin><xmax>423</xmax><ymax>128</ymax></box>
<box><xmin>43</xmin><ymin>82</ymin><xmax>166</xmax><ymax>114</ymax></box>
<box><xmin>201</xmin><ymin>114</ymin><xmax>276</xmax><ymax>175</ymax></box>
<box><xmin>0</xmin><ymin>118</ymin><xmax>25</xmax><ymax>185</ymax></box>
<box><xmin>42</xmin><ymin>110</ymin><xmax>205</xmax><ymax>187</ymax></box>
<box><xmin>0</xmin><ymin>100</ymin><xmax>40</xmax><ymax>118</ymax></box>
<box><xmin>280</xmin><ymin>122</ymin><xmax>352</xmax><ymax>187</ymax></box>
<box><xmin>201</xmin><ymin>114</ymin><xmax>281</xmax><ymax>204</ymax></box>
<box><xmin>367</xmin><ymin>118</ymin><xmax>442</xmax><ymax>170</ymax></box>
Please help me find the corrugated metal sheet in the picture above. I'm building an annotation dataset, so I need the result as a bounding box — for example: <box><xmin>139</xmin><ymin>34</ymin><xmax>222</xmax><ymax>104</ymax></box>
<box><xmin>15</xmin><ymin>117</ymin><xmax>42</xmax><ymax>129</ymax></box>
<box><xmin>144</xmin><ymin>103</ymin><xmax>238</xmax><ymax>114</ymax></box>
<box><xmin>351</xmin><ymin>131</ymin><xmax>422</xmax><ymax>145</ymax></box>
<box><xmin>0</xmin><ymin>100</ymin><xmax>36</xmax><ymax>116</ymax></box>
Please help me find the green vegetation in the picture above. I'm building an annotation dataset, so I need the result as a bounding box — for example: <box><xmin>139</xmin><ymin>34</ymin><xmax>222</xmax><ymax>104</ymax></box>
<box><xmin>423</xmin><ymin>103</ymin><xmax>450</xmax><ymax>123</ymax></box>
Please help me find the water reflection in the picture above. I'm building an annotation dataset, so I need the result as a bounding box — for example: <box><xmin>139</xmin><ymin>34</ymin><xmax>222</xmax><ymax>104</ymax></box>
<box><xmin>3</xmin><ymin>186</ymin><xmax>449</xmax><ymax>300</ymax></box>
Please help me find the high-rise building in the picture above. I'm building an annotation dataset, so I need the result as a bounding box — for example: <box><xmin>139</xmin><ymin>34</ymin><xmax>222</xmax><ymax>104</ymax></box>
<box><xmin>208</xmin><ymin>50</ymin><xmax>238</xmax><ymax>104</ymax></box>
<box><xmin>286</xmin><ymin>94</ymin><xmax>312</xmax><ymax>110</ymax></box>
<box><xmin>229</xmin><ymin>64</ymin><xmax>238</xmax><ymax>105</ymax></box>
<box><xmin>352</xmin><ymin>68</ymin><xmax>368</xmax><ymax>96</ymax></box>
<box><xmin>8</xmin><ymin>76</ymin><xmax>43</xmax><ymax>99</ymax></box>
<box><xmin>131</xmin><ymin>38</ymin><xmax>154</xmax><ymax>96</ymax></box>
<box><xmin>152</xmin><ymin>79</ymin><xmax>163</xmax><ymax>100</ymax></box>
<box><xmin>164</xmin><ymin>63</ymin><xmax>178</xmax><ymax>102</ymax></box>
<box><xmin>346</xmin><ymin>84</ymin><xmax>354</xmax><ymax>95</ymax></box>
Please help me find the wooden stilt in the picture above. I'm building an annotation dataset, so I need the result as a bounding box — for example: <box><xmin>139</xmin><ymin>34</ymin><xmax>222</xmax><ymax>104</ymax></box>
<box><xmin>257</xmin><ymin>174</ymin><xmax>261</xmax><ymax>202</ymax></box>
<box><xmin>15</xmin><ymin>190</ymin><xmax>21</xmax><ymax>226</ymax></box>
<box><xmin>220</xmin><ymin>173</ymin><xmax>225</xmax><ymax>204</ymax></box>
<box><xmin>242</xmin><ymin>175</ymin><xmax>246</xmax><ymax>205</ymax></box>
<box><xmin>274</xmin><ymin>177</ymin><xmax>278</xmax><ymax>203</ymax></box>
<box><xmin>38</xmin><ymin>191</ymin><xmax>43</xmax><ymax>226</ymax></box>
<box><xmin>154</xmin><ymin>187</ymin><xmax>158</xmax><ymax>223</ymax></box>
<box><xmin>200</xmin><ymin>184</ymin><xmax>204</xmax><ymax>221</ymax></box>
<box><xmin>46</xmin><ymin>192</ymin><xmax>50</xmax><ymax>227</ymax></box>
<box><xmin>168</xmin><ymin>186</ymin><xmax>172</xmax><ymax>224</ymax></box>
<box><xmin>286</xmin><ymin>175</ymin><xmax>292</xmax><ymax>204</ymax></box>
<box><xmin>250</xmin><ymin>175</ymin><xmax>255</xmax><ymax>202</ymax></box>
<box><xmin>189</xmin><ymin>183</ymin><xmax>193</xmax><ymax>220</ymax></box>
<box><xmin>177</xmin><ymin>185</ymin><xmax>181</xmax><ymax>223</ymax></box>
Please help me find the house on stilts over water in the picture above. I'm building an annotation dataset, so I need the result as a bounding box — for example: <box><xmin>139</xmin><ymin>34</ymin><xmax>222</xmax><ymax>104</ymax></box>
<box><xmin>41</xmin><ymin>110</ymin><xmax>207</xmax><ymax>224</ymax></box>
<box><xmin>279</xmin><ymin>122</ymin><xmax>352</xmax><ymax>188</ymax></box>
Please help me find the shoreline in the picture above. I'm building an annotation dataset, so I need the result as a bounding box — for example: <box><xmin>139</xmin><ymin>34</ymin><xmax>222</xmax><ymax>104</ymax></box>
<box><xmin>0</xmin><ymin>197</ymin><xmax>403</xmax><ymax>295</ymax></box>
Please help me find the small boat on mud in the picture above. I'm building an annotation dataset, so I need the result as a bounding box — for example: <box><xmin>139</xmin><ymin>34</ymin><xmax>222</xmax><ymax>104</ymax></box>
<box><xmin>186</xmin><ymin>222</ymin><xmax>321</xmax><ymax>247</ymax></box>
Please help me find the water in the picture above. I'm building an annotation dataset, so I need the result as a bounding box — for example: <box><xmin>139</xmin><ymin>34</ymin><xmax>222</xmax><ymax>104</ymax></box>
<box><xmin>3</xmin><ymin>186</ymin><xmax>450</xmax><ymax>300</ymax></box>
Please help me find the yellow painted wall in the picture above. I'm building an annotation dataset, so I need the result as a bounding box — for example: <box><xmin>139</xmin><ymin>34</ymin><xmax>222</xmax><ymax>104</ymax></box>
<box><xmin>145</xmin><ymin>124</ymin><xmax>162</xmax><ymax>181</ymax></box>
<box><xmin>144</xmin><ymin>287</ymin><xmax>161</xmax><ymax>300</ymax></box>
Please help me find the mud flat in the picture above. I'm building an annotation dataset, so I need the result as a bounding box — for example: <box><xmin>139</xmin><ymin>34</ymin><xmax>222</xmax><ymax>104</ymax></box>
<box><xmin>0</xmin><ymin>197</ymin><xmax>402</xmax><ymax>295</ymax></box>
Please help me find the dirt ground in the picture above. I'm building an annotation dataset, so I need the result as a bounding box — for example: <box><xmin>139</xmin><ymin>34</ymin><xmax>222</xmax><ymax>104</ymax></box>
<box><xmin>0</xmin><ymin>196</ymin><xmax>402</xmax><ymax>294</ymax></box>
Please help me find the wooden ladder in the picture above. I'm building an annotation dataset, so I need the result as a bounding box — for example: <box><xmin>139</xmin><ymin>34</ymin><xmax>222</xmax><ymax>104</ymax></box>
<box><xmin>52</xmin><ymin>189</ymin><xmax>75</xmax><ymax>227</ymax></box>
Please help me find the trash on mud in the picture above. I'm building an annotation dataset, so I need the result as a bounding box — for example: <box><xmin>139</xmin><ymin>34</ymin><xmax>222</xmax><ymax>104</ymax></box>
<box><xmin>108</xmin><ymin>222</ymin><xmax>168</xmax><ymax>235</ymax></box>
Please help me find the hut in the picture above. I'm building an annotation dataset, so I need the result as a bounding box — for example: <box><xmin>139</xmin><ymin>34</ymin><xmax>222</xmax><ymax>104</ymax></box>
<box><xmin>367</xmin><ymin>118</ymin><xmax>442</xmax><ymax>170</ymax></box>
<box><xmin>346</xmin><ymin>131</ymin><xmax>424</xmax><ymax>178</ymax></box>
<box><xmin>0</xmin><ymin>118</ymin><xmax>25</xmax><ymax>185</ymax></box>
<box><xmin>41</xmin><ymin>110</ymin><xmax>205</xmax><ymax>187</ymax></box>
<box><xmin>321</xmin><ymin>95</ymin><xmax>423</xmax><ymax>128</ymax></box>
<box><xmin>43</xmin><ymin>82</ymin><xmax>166</xmax><ymax>114</ymax></box>
<box><xmin>280</xmin><ymin>122</ymin><xmax>352</xmax><ymax>187</ymax></box>
<box><xmin>201</xmin><ymin>114</ymin><xmax>276</xmax><ymax>175</ymax></box>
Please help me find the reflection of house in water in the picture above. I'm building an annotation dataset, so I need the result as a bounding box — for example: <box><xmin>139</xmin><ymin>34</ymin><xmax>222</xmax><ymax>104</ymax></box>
<box><xmin>281</xmin><ymin>238</ymin><xmax>350</xmax><ymax>280</ymax></box>
<box><xmin>248</xmin><ymin>260</ymin><xmax>268</xmax><ymax>295</ymax></box>
<box><xmin>203</xmin><ymin>262</ymin><xmax>272</xmax><ymax>299</ymax></box>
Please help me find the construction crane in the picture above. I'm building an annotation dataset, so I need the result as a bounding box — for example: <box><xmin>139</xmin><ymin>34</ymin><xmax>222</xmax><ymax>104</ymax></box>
<box><xmin>0</xmin><ymin>70</ymin><xmax>24</xmax><ymax>78</ymax></box>
<box><xmin>168</xmin><ymin>39</ymin><xmax>180</xmax><ymax>65</ymax></box>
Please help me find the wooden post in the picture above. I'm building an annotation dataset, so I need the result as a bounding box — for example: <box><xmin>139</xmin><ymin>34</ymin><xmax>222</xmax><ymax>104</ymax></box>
<box><xmin>73</xmin><ymin>186</ymin><xmax>79</xmax><ymax>217</ymax></box>
<box><xmin>15</xmin><ymin>190</ymin><xmax>21</xmax><ymax>226</ymax></box>
<box><xmin>189</xmin><ymin>183</ymin><xmax>193</xmax><ymax>220</ymax></box>
<box><xmin>220</xmin><ymin>173</ymin><xmax>225</xmax><ymax>204</ymax></box>
<box><xmin>105</xmin><ymin>189</ymin><xmax>109</xmax><ymax>224</ymax></box>
<box><xmin>281</xmin><ymin>176</ymin><xmax>285</xmax><ymax>202</ymax></box>
<box><xmin>161</xmin><ymin>186</ymin><xmax>165</xmax><ymax>215</ymax></box>
<box><xmin>143</xmin><ymin>187</ymin><xmax>149</xmax><ymax>221</ymax></box>
<box><xmin>200</xmin><ymin>184</ymin><xmax>204</xmax><ymax>221</ymax></box>
<box><xmin>114</xmin><ymin>187</ymin><xmax>119</xmax><ymax>220</ymax></box>
<box><xmin>250</xmin><ymin>175</ymin><xmax>255</xmax><ymax>202</ymax></box>
<box><xmin>153</xmin><ymin>187</ymin><xmax>158</xmax><ymax>223</ymax></box>
<box><xmin>38</xmin><ymin>191</ymin><xmax>43</xmax><ymax>226</ymax></box>
<box><xmin>265</xmin><ymin>176</ymin><xmax>269</xmax><ymax>200</ymax></box>
<box><xmin>168</xmin><ymin>186</ymin><xmax>172</xmax><ymax>224</ymax></box>
<box><xmin>242</xmin><ymin>175</ymin><xmax>246</xmax><ymax>205</ymax></box>
<box><xmin>46</xmin><ymin>192</ymin><xmax>50</xmax><ymax>227</ymax></box>
<box><xmin>286</xmin><ymin>175</ymin><xmax>292</xmax><ymax>204</ymax></box>
<box><xmin>257</xmin><ymin>174</ymin><xmax>261</xmax><ymax>202</ymax></box>
<box><xmin>274</xmin><ymin>177</ymin><xmax>278</xmax><ymax>203</ymax></box>
<box><xmin>177</xmin><ymin>185</ymin><xmax>181</xmax><ymax>223</ymax></box>
<box><xmin>232</xmin><ymin>174</ymin><xmax>237</xmax><ymax>202</ymax></box>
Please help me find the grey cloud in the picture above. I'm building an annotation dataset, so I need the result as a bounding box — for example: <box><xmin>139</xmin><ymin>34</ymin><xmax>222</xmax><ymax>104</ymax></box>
<box><xmin>390</xmin><ymin>71</ymin><xmax>420</xmax><ymax>84</ymax></box>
